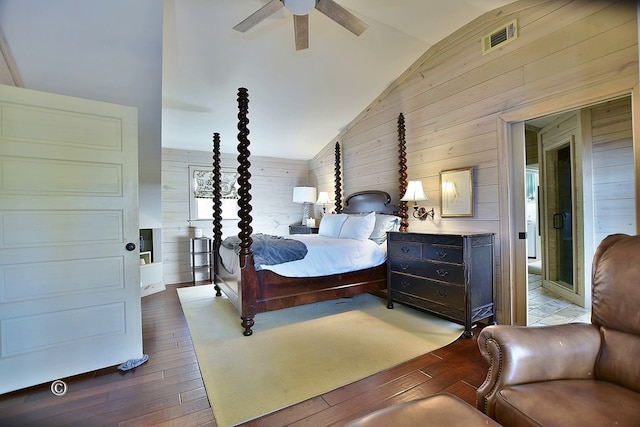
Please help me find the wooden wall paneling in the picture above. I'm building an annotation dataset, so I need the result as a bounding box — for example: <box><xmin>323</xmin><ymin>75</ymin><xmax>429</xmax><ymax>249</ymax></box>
<box><xmin>539</xmin><ymin>112</ymin><xmax>578</xmax><ymax>141</ymax></box>
<box><xmin>309</xmin><ymin>141</ymin><xmax>338</xmax><ymax>214</ymax></box>
<box><xmin>590</xmin><ymin>97</ymin><xmax>635</xmax><ymax>245</ymax></box>
<box><xmin>341</xmin><ymin>125</ymin><xmax>397</xmax><ymax>153</ymax></box>
<box><xmin>342</xmin><ymin>133</ymin><xmax>401</xmax><ymax>197</ymax></box>
<box><xmin>525</xmin><ymin>127</ymin><xmax>539</xmax><ymax>165</ymax></box>
<box><xmin>342</xmin><ymin>136</ymin><xmax>399</xmax><ymax>166</ymax></box>
<box><xmin>306</xmin><ymin>0</ymin><xmax>638</xmax><ymax>324</ymax></box>
<box><xmin>524</xmin><ymin>22</ymin><xmax>636</xmax><ymax>85</ymax></box>
<box><xmin>515</xmin><ymin>1</ymin><xmax>633</xmax><ymax>66</ymax></box>
<box><xmin>400</xmin><ymin>2</ymin><xmax>631</xmax><ymax>131</ymax></box>
<box><xmin>409</xmin><ymin>132</ymin><xmax>498</xmax><ymax>167</ymax></box>
<box><xmin>348</xmin><ymin>0</ymin><xmax>609</xmax><ymax>135</ymax></box>
<box><xmin>338</xmin><ymin>0</ymin><xmax>555</xmax><ymax>140</ymax></box>
<box><xmin>341</xmin><ymin>0</ymin><xmax>630</xmax><ymax>148</ymax></box>
<box><xmin>591</xmin><ymin>99</ymin><xmax>633</xmax><ymax>136</ymax></box>
<box><xmin>527</xmin><ymin>44</ymin><xmax>637</xmax><ymax>94</ymax></box>
<box><xmin>406</xmin><ymin>117</ymin><xmax>498</xmax><ymax>156</ymax></box>
<box><xmin>385</xmin><ymin>1</ymin><xmax>564</xmax><ymax>107</ymax></box>
<box><xmin>161</xmin><ymin>147</ymin><xmax>309</xmax><ymax>285</ymax></box>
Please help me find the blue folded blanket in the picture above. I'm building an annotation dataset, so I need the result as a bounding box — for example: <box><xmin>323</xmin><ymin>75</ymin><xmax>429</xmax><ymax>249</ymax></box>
<box><xmin>222</xmin><ymin>233</ymin><xmax>308</xmax><ymax>269</ymax></box>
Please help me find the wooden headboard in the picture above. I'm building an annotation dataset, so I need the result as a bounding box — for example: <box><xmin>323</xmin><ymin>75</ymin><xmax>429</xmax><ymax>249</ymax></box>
<box><xmin>342</xmin><ymin>191</ymin><xmax>396</xmax><ymax>215</ymax></box>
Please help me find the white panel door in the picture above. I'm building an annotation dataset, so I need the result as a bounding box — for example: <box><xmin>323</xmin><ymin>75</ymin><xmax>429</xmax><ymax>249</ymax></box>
<box><xmin>0</xmin><ymin>85</ymin><xmax>141</xmax><ymax>394</ymax></box>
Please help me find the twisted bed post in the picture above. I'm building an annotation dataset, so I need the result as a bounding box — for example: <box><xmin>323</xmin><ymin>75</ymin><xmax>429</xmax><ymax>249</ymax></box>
<box><xmin>212</xmin><ymin>132</ymin><xmax>223</xmax><ymax>296</ymax></box>
<box><xmin>334</xmin><ymin>142</ymin><xmax>343</xmax><ymax>213</ymax></box>
<box><xmin>236</xmin><ymin>87</ymin><xmax>258</xmax><ymax>336</ymax></box>
<box><xmin>397</xmin><ymin>113</ymin><xmax>409</xmax><ymax>232</ymax></box>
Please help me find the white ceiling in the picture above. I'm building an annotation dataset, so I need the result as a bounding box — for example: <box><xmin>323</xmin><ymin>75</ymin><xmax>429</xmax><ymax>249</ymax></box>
<box><xmin>0</xmin><ymin>0</ymin><xmax>163</xmax><ymax>162</ymax></box>
<box><xmin>163</xmin><ymin>0</ymin><xmax>516</xmax><ymax>159</ymax></box>
<box><xmin>1</xmin><ymin>0</ymin><xmax>516</xmax><ymax>160</ymax></box>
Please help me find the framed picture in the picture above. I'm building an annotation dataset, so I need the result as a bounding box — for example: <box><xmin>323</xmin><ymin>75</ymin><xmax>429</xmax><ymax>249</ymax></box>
<box><xmin>440</xmin><ymin>167</ymin><xmax>473</xmax><ymax>217</ymax></box>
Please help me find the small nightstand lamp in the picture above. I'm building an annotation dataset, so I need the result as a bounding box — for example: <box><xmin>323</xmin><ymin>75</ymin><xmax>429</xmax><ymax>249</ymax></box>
<box><xmin>316</xmin><ymin>191</ymin><xmax>332</xmax><ymax>214</ymax></box>
<box><xmin>401</xmin><ymin>180</ymin><xmax>435</xmax><ymax>220</ymax></box>
<box><xmin>293</xmin><ymin>186</ymin><xmax>317</xmax><ymax>225</ymax></box>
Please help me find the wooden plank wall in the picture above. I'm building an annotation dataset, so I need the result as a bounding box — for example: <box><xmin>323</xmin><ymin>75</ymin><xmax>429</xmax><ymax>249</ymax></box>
<box><xmin>162</xmin><ymin>148</ymin><xmax>309</xmax><ymax>284</ymax></box>
<box><xmin>309</xmin><ymin>0</ymin><xmax>638</xmax><ymax>321</ymax></box>
<box><xmin>309</xmin><ymin>140</ymin><xmax>343</xmax><ymax>211</ymax></box>
<box><xmin>591</xmin><ymin>97</ymin><xmax>635</xmax><ymax>244</ymax></box>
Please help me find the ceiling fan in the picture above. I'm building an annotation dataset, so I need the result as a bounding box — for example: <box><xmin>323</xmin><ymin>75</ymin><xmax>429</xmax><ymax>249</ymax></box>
<box><xmin>233</xmin><ymin>0</ymin><xmax>368</xmax><ymax>51</ymax></box>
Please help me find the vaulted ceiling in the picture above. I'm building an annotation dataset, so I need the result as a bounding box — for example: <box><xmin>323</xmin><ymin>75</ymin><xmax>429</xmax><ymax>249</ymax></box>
<box><xmin>1</xmin><ymin>0</ymin><xmax>516</xmax><ymax>160</ymax></box>
<box><xmin>163</xmin><ymin>0</ymin><xmax>516</xmax><ymax>159</ymax></box>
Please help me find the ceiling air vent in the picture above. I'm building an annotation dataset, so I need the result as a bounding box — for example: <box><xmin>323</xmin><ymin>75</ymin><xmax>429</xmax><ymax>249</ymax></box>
<box><xmin>482</xmin><ymin>19</ymin><xmax>518</xmax><ymax>55</ymax></box>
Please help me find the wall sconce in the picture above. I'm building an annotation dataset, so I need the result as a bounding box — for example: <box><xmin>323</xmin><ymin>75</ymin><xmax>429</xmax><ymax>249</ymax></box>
<box><xmin>293</xmin><ymin>186</ymin><xmax>317</xmax><ymax>225</ymax></box>
<box><xmin>315</xmin><ymin>191</ymin><xmax>332</xmax><ymax>214</ymax></box>
<box><xmin>401</xmin><ymin>180</ymin><xmax>434</xmax><ymax>220</ymax></box>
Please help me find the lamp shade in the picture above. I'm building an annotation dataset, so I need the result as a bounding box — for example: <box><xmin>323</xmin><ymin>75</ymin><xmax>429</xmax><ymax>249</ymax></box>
<box><xmin>316</xmin><ymin>191</ymin><xmax>331</xmax><ymax>204</ymax></box>
<box><xmin>293</xmin><ymin>186</ymin><xmax>317</xmax><ymax>203</ymax></box>
<box><xmin>401</xmin><ymin>181</ymin><xmax>428</xmax><ymax>202</ymax></box>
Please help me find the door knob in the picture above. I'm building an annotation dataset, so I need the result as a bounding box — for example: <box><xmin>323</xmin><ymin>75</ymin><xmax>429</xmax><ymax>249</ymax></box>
<box><xmin>126</xmin><ymin>242</ymin><xmax>136</xmax><ymax>251</ymax></box>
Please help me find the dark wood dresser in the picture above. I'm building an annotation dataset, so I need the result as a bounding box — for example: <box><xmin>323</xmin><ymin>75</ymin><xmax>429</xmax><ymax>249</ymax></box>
<box><xmin>387</xmin><ymin>231</ymin><xmax>495</xmax><ymax>338</ymax></box>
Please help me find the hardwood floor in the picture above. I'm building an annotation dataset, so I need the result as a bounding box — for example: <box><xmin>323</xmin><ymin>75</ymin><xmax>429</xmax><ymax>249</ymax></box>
<box><xmin>0</xmin><ymin>283</ymin><xmax>490</xmax><ymax>426</ymax></box>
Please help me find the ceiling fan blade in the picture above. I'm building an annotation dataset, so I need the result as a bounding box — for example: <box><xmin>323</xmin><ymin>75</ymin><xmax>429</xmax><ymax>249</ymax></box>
<box><xmin>293</xmin><ymin>14</ymin><xmax>309</xmax><ymax>50</ymax></box>
<box><xmin>315</xmin><ymin>0</ymin><xmax>368</xmax><ymax>36</ymax></box>
<box><xmin>233</xmin><ymin>0</ymin><xmax>284</xmax><ymax>33</ymax></box>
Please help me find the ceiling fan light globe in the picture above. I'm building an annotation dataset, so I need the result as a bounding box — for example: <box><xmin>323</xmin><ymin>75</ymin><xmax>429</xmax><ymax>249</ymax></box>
<box><xmin>284</xmin><ymin>0</ymin><xmax>316</xmax><ymax>16</ymax></box>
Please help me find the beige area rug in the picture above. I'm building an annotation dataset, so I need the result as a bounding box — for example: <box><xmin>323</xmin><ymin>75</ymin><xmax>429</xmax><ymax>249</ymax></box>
<box><xmin>177</xmin><ymin>285</ymin><xmax>464</xmax><ymax>426</ymax></box>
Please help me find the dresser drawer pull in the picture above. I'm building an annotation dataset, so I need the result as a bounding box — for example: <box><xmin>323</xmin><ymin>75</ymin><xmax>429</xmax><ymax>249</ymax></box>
<box><xmin>436</xmin><ymin>251</ymin><xmax>448</xmax><ymax>259</ymax></box>
<box><xmin>400</xmin><ymin>263</ymin><xmax>410</xmax><ymax>271</ymax></box>
<box><xmin>401</xmin><ymin>246</ymin><xmax>410</xmax><ymax>254</ymax></box>
<box><xmin>436</xmin><ymin>269</ymin><xmax>449</xmax><ymax>277</ymax></box>
<box><xmin>400</xmin><ymin>281</ymin><xmax>410</xmax><ymax>288</ymax></box>
<box><xmin>437</xmin><ymin>289</ymin><xmax>448</xmax><ymax>297</ymax></box>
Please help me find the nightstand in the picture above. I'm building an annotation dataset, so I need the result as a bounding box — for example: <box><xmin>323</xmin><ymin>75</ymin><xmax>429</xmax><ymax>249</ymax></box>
<box><xmin>289</xmin><ymin>224</ymin><xmax>319</xmax><ymax>234</ymax></box>
<box><xmin>386</xmin><ymin>231</ymin><xmax>495</xmax><ymax>338</ymax></box>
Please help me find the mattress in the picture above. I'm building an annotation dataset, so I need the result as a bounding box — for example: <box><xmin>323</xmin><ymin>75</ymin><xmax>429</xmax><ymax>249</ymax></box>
<box><xmin>219</xmin><ymin>234</ymin><xmax>387</xmax><ymax>277</ymax></box>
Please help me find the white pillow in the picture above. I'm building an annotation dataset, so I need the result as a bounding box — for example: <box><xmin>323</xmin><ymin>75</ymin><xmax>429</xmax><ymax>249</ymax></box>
<box><xmin>369</xmin><ymin>214</ymin><xmax>401</xmax><ymax>244</ymax></box>
<box><xmin>339</xmin><ymin>212</ymin><xmax>376</xmax><ymax>240</ymax></box>
<box><xmin>318</xmin><ymin>214</ymin><xmax>348</xmax><ymax>238</ymax></box>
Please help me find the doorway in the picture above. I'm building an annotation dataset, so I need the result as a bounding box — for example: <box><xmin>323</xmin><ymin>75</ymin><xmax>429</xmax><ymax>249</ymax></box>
<box><xmin>547</xmin><ymin>143</ymin><xmax>574</xmax><ymax>289</ymax></box>
<box><xmin>525</xmin><ymin>112</ymin><xmax>587</xmax><ymax>325</ymax></box>
<box><xmin>537</xmin><ymin>113</ymin><xmax>580</xmax><ymax>303</ymax></box>
<box><xmin>521</xmin><ymin>96</ymin><xmax>635</xmax><ymax>326</ymax></box>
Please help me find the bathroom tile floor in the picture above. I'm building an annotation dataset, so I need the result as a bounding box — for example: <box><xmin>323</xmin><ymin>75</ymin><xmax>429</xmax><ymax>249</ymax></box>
<box><xmin>528</xmin><ymin>273</ymin><xmax>591</xmax><ymax>326</ymax></box>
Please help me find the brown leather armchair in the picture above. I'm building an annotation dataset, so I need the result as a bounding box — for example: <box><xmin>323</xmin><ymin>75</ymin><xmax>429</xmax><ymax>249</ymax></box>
<box><xmin>477</xmin><ymin>234</ymin><xmax>640</xmax><ymax>426</ymax></box>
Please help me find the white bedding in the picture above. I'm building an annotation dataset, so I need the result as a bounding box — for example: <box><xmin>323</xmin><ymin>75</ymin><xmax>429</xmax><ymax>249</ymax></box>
<box><xmin>219</xmin><ymin>234</ymin><xmax>387</xmax><ymax>278</ymax></box>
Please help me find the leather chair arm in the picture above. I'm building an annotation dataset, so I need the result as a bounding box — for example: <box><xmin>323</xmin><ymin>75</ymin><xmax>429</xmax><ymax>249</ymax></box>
<box><xmin>476</xmin><ymin>323</ymin><xmax>601</xmax><ymax>417</ymax></box>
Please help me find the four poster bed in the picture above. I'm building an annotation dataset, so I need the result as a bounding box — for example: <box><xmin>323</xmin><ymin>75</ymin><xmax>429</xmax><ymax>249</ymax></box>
<box><xmin>211</xmin><ymin>88</ymin><xmax>409</xmax><ymax>336</ymax></box>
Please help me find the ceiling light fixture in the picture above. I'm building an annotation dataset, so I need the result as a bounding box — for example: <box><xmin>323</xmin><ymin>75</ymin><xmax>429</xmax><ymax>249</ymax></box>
<box><xmin>233</xmin><ymin>0</ymin><xmax>368</xmax><ymax>51</ymax></box>
<box><xmin>283</xmin><ymin>0</ymin><xmax>316</xmax><ymax>16</ymax></box>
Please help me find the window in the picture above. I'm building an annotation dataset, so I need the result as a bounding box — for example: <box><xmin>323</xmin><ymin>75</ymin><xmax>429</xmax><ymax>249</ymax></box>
<box><xmin>189</xmin><ymin>166</ymin><xmax>239</xmax><ymax>220</ymax></box>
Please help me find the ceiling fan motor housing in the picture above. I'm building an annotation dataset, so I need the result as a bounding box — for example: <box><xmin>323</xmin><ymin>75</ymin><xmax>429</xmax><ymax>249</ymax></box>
<box><xmin>283</xmin><ymin>0</ymin><xmax>316</xmax><ymax>16</ymax></box>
